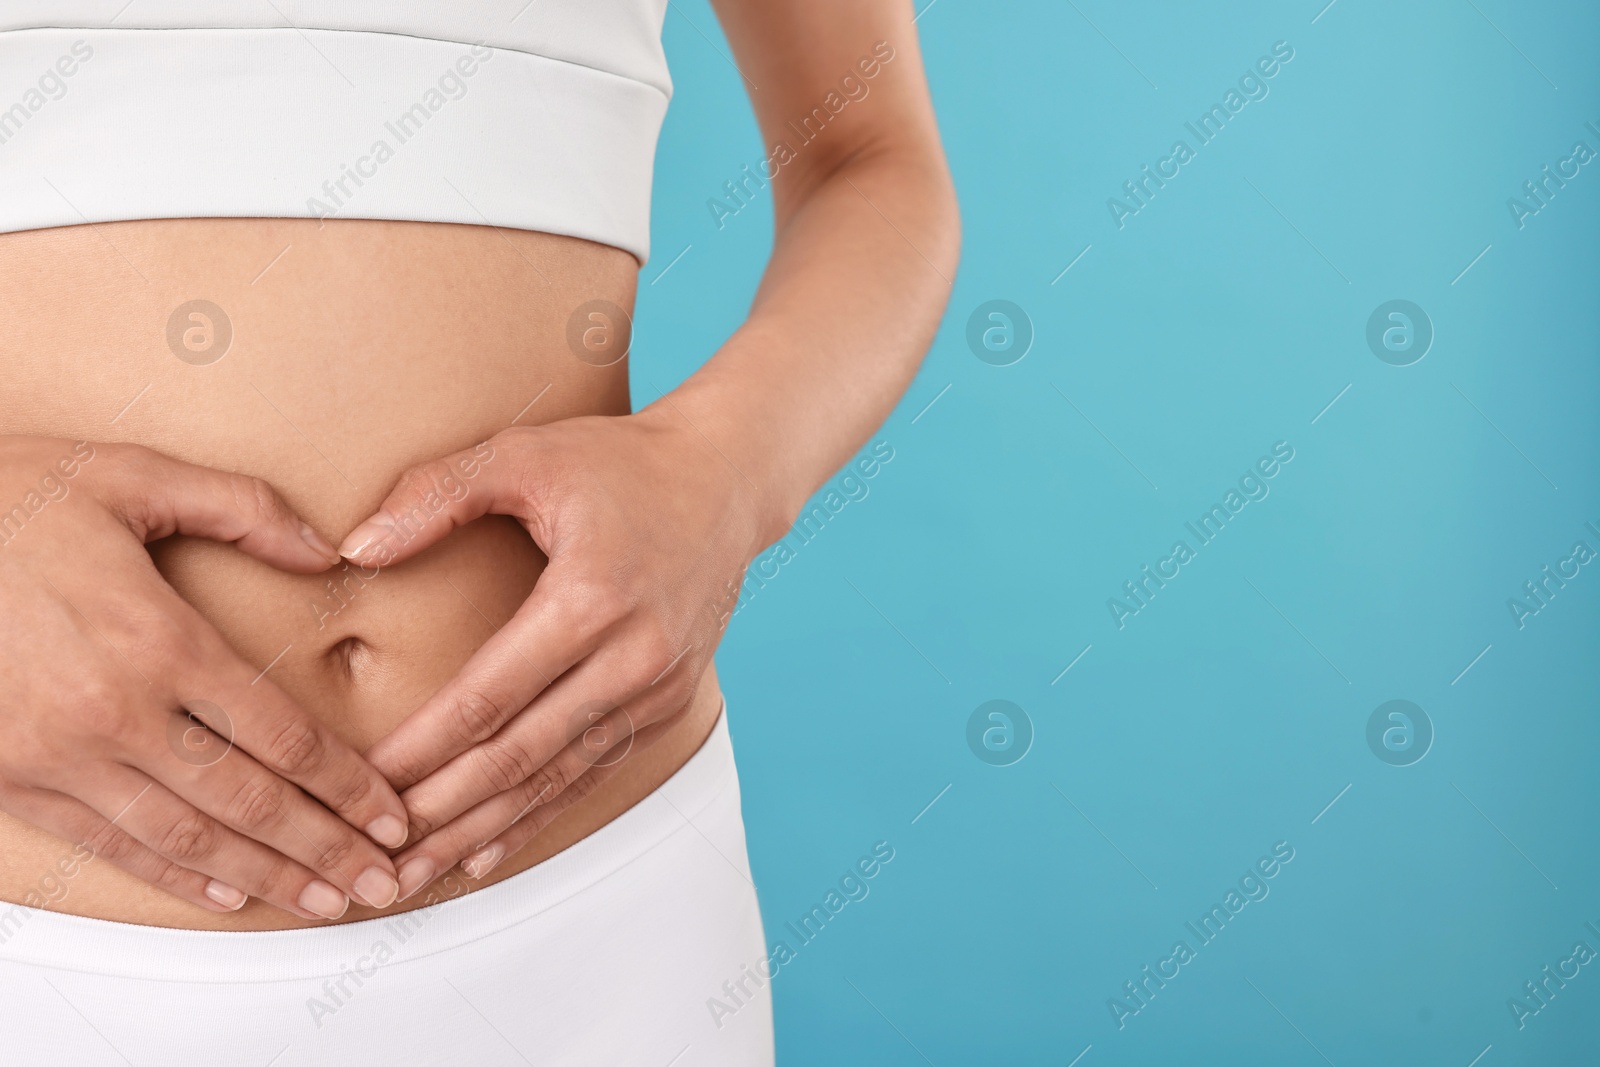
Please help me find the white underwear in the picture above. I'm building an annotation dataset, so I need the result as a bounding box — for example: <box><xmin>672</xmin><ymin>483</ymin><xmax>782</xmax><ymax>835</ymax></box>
<box><xmin>0</xmin><ymin>710</ymin><xmax>772</xmax><ymax>1067</ymax></box>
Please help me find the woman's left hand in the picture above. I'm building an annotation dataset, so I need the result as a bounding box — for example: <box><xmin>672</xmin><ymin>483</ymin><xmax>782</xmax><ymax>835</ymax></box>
<box><xmin>346</xmin><ymin>409</ymin><xmax>765</xmax><ymax>901</ymax></box>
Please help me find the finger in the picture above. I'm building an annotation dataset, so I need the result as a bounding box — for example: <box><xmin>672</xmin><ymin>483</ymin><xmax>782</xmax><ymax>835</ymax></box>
<box><xmin>397</xmin><ymin>623</ymin><xmax>697</xmax><ymax>835</ymax></box>
<box><xmin>393</xmin><ymin>720</ymin><xmax>672</xmax><ymax>903</ymax></box>
<box><xmin>133</xmin><ymin>685</ymin><xmax>402</xmax><ymax>910</ymax></box>
<box><xmin>67</xmin><ymin>764</ymin><xmax>359</xmax><ymax>920</ymax></box>
<box><xmin>140</xmin><ymin>741</ymin><xmax>400</xmax><ymax>912</ymax></box>
<box><xmin>401</xmin><ymin>685</ymin><xmax>642</xmax><ymax>839</ymax></box>
<box><xmin>0</xmin><ymin>780</ymin><xmax>238</xmax><ymax>915</ymax></box>
<box><xmin>89</xmin><ymin>442</ymin><xmax>341</xmax><ymax>571</ymax></box>
<box><xmin>364</xmin><ymin>560</ymin><xmax>624</xmax><ymax>789</ymax></box>
<box><xmin>468</xmin><ymin>733</ymin><xmax>657</xmax><ymax>872</ymax></box>
<box><xmin>337</xmin><ymin>437</ymin><xmax>519</xmax><ymax>567</ymax></box>
<box><xmin>172</xmin><ymin>608</ymin><xmax>410</xmax><ymax>852</ymax></box>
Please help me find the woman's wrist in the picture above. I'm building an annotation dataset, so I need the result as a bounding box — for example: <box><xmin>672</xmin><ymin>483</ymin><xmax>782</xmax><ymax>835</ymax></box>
<box><xmin>632</xmin><ymin>383</ymin><xmax>807</xmax><ymax>555</ymax></box>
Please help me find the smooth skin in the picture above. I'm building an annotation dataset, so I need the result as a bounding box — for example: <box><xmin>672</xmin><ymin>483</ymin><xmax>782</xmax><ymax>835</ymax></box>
<box><xmin>0</xmin><ymin>216</ymin><xmax>662</xmax><ymax>930</ymax></box>
<box><xmin>0</xmin><ymin>0</ymin><xmax>954</xmax><ymax>923</ymax></box>
<box><xmin>364</xmin><ymin>0</ymin><xmax>961</xmax><ymax>898</ymax></box>
<box><xmin>0</xmin><ymin>438</ymin><xmax>407</xmax><ymax>920</ymax></box>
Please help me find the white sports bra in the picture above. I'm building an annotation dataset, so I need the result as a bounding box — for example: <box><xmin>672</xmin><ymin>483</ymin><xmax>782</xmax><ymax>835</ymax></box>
<box><xmin>0</xmin><ymin>1</ymin><xmax>671</xmax><ymax>262</ymax></box>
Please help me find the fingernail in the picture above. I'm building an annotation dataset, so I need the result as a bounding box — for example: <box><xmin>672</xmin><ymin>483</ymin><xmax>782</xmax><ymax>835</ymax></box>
<box><xmin>353</xmin><ymin>867</ymin><xmax>399</xmax><ymax>909</ymax></box>
<box><xmin>204</xmin><ymin>880</ymin><xmax>247</xmax><ymax>911</ymax></box>
<box><xmin>299</xmin><ymin>523</ymin><xmax>341</xmax><ymax>565</ymax></box>
<box><xmin>462</xmin><ymin>843</ymin><xmax>504</xmax><ymax>879</ymax></box>
<box><xmin>366</xmin><ymin>813</ymin><xmax>408</xmax><ymax>850</ymax></box>
<box><xmin>298</xmin><ymin>879</ymin><xmax>349</xmax><ymax>919</ymax></box>
<box><xmin>396</xmin><ymin>857</ymin><xmax>437</xmax><ymax>902</ymax></box>
<box><xmin>338</xmin><ymin>520</ymin><xmax>389</xmax><ymax>561</ymax></box>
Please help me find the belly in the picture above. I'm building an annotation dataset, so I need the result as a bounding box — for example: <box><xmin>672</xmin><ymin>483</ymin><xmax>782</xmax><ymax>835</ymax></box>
<box><xmin>0</xmin><ymin>218</ymin><xmax>721</xmax><ymax>930</ymax></box>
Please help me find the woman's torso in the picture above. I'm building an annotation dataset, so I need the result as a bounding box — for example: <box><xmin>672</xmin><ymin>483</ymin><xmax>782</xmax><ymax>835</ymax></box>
<box><xmin>0</xmin><ymin>217</ymin><xmax>722</xmax><ymax>930</ymax></box>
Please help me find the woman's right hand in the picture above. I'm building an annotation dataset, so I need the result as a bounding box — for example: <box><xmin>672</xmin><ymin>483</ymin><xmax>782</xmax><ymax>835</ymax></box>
<box><xmin>0</xmin><ymin>436</ymin><xmax>408</xmax><ymax>920</ymax></box>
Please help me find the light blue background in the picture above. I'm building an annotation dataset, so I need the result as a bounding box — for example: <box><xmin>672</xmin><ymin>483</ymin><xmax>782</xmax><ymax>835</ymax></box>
<box><xmin>640</xmin><ymin>2</ymin><xmax>1600</xmax><ymax>1064</ymax></box>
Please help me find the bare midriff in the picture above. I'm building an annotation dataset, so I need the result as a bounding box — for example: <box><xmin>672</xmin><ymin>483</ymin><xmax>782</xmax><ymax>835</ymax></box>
<box><xmin>0</xmin><ymin>218</ymin><xmax>722</xmax><ymax>930</ymax></box>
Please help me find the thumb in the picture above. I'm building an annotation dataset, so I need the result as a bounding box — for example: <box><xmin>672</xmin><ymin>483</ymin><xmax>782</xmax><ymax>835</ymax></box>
<box><xmin>91</xmin><ymin>443</ymin><xmax>341</xmax><ymax>572</ymax></box>
<box><xmin>337</xmin><ymin>439</ymin><xmax>521</xmax><ymax>567</ymax></box>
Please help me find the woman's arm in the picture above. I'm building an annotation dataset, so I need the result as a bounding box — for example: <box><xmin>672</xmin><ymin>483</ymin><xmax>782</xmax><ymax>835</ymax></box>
<box><xmin>647</xmin><ymin>0</ymin><xmax>959</xmax><ymax>545</ymax></box>
<box><xmin>350</xmin><ymin>0</ymin><xmax>958</xmax><ymax>893</ymax></box>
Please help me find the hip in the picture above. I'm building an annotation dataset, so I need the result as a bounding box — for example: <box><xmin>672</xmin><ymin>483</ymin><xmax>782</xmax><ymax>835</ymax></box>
<box><xmin>0</xmin><ymin>706</ymin><xmax>772</xmax><ymax>1066</ymax></box>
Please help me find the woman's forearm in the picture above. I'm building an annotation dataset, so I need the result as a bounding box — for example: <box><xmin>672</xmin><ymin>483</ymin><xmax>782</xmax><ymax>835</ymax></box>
<box><xmin>646</xmin><ymin>141</ymin><xmax>960</xmax><ymax>547</ymax></box>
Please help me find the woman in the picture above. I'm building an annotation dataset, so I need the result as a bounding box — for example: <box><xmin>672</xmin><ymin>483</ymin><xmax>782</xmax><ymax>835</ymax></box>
<box><xmin>0</xmin><ymin>0</ymin><xmax>956</xmax><ymax>1062</ymax></box>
